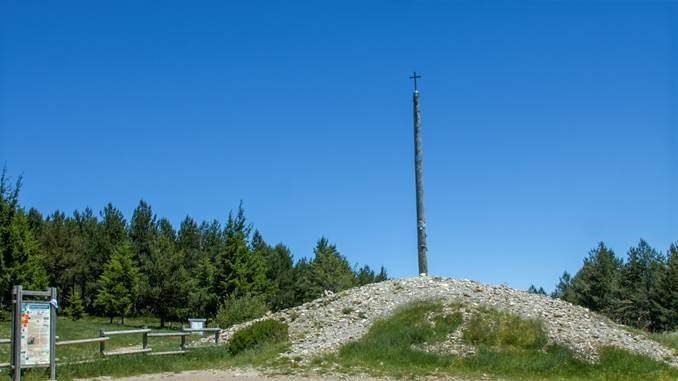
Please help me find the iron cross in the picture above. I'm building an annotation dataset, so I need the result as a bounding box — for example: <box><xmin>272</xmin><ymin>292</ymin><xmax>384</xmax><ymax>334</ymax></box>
<box><xmin>409</xmin><ymin>71</ymin><xmax>422</xmax><ymax>91</ymax></box>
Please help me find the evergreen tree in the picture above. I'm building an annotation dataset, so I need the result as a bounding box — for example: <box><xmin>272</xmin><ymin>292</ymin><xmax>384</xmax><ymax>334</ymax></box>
<box><xmin>569</xmin><ymin>242</ymin><xmax>621</xmax><ymax>313</ymax></box>
<box><xmin>142</xmin><ymin>218</ymin><xmax>192</xmax><ymax>327</ymax></box>
<box><xmin>527</xmin><ymin>285</ymin><xmax>547</xmax><ymax>295</ymax></box>
<box><xmin>0</xmin><ymin>169</ymin><xmax>48</xmax><ymax>309</ymax></box>
<box><xmin>293</xmin><ymin>237</ymin><xmax>356</xmax><ymax>304</ymax></box>
<box><xmin>375</xmin><ymin>266</ymin><xmax>388</xmax><ymax>282</ymax></box>
<box><xmin>189</xmin><ymin>254</ymin><xmax>217</xmax><ymax>318</ymax></box>
<box><xmin>213</xmin><ymin>205</ymin><xmax>271</xmax><ymax>300</ymax></box>
<box><xmin>95</xmin><ymin>242</ymin><xmax>140</xmax><ymax>324</ymax></box>
<box><xmin>552</xmin><ymin>271</ymin><xmax>574</xmax><ymax>300</ymax></box>
<box><xmin>66</xmin><ymin>288</ymin><xmax>85</xmax><ymax>321</ymax></box>
<box><xmin>177</xmin><ymin>216</ymin><xmax>201</xmax><ymax>269</ymax></box>
<box><xmin>355</xmin><ymin>265</ymin><xmax>377</xmax><ymax>286</ymax></box>
<box><xmin>72</xmin><ymin>208</ymin><xmax>105</xmax><ymax>311</ymax></box>
<box><xmin>26</xmin><ymin>207</ymin><xmax>44</xmax><ymax>236</ymax></box>
<box><xmin>253</xmin><ymin>232</ymin><xmax>296</xmax><ymax>311</ymax></box>
<box><xmin>187</xmin><ymin>220</ymin><xmax>222</xmax><ymax>318</ymax></box>
<box><xmin>354</xmin><ymin>264</ymin><xmax>388</xmax><ymax>286</ymax></box>
<box><xmin>40</xmin><ymin>211</ymin><xmax>80</xmax><ymax>306</ymax></box>
<box><xmin>614</xmin><ymin>240</ymin><xmax>663</xmax><ymax>328</ymax></box>
<box><xmin>649</xmin><ymin>243</ymin><xmax>678</xmax><ymax>331</ymax></box>
<box><xmin>130</xmin><ymin>200</ymin><xmax>157</xmax><ymax>265</ymax></box>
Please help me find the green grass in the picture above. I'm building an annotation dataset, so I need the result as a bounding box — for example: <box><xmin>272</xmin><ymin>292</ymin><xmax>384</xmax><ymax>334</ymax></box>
<box><xmin>462</xmin><ymin>307</ymin><xmax>547</xmax><ymax>350</ymax></box>
<box><xmin>328</xmin><ymin>301</ymin><xmax>462</xmax><ymax>378</ymax></box>
<box><xmin>327</xmin><ymin>301</ymin><xmax>678</xmax><ymax>381</ymax></box>
<box><xmin>651</xmin><ymin>331</ymin><xmax>678</xmax><ymax>354</ymax></box>
<box><xmin>9</xmin><ymin>342</ymin><xmax>289</xmax><ymax>381</ymax></box>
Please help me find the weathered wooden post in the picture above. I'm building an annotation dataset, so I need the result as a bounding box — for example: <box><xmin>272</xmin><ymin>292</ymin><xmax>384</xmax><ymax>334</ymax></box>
<box><xmin>99</xmin><ymin>329</ymin><xmax>105</xmax><ymax>357</ymax></box>
<box><xmin>409</xmin><ymin>71</ymin><xmax>428</xmax><ymax>275</ymax></box>
<box><xmin>12</xmin><ymin>286</ymin><xmax>22</xmax><ymax>381</ymax></box>
<box><xmin>49</xmin><ymin>287</ymin><xmax>57</xmax><ymax>380</ymax></box>
<box><xmin>180</xmin><ymin>328</ymin><xmax>186</xmax><ymax>352</ymax></box>
<box><xmin>142</xmin><ymin>326</ymin><xmax>148</xmax><ymax>350</ymax></box>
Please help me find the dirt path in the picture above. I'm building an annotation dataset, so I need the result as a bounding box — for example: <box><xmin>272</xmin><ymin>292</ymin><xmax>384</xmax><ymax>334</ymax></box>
<box><xmin>83</xmin><ymin>368</ymin><xmax>484</xmax><ymax>381</ymax></box>
<box><xmin>83</xmin><ymin>368</ymin><xmax>386</xmax><ymax>381</ymax></box>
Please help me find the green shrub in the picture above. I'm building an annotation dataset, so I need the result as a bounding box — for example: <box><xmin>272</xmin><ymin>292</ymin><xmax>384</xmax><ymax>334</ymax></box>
<box><xmin>228</xmin><ymin>319</ymin><xmax>288</xmax><ymax>355</ymax></box>
<box><xmin>216</xmin><ymin>294</ymin><xmax>268</xmax><ymax>328</ymax></box>
<box><xmin>463</xmin><ymin>308</ymin><xmax>548</xmax><ymax>350</ymax></box>
<box><xmin>65</xmin><ymin>289</ymin><xmax>86</xmax><ymax>321</ymax></box>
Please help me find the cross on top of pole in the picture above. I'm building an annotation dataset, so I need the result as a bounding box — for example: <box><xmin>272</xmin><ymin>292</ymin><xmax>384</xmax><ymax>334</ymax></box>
<box><xmin>409</xmin><ymin>71</ymin><xmax>421</xmax><ymax>91</ymax></box>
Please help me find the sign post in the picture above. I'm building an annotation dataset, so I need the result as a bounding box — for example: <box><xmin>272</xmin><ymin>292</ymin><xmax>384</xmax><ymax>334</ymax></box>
<box><xmin>11</xmin><ymin>286</ymin><xmax>57</xmax><ymax>381</ymax></box>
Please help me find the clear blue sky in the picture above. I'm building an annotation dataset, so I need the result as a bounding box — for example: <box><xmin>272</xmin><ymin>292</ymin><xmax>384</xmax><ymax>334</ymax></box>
<box><xmin>1</xmin><ymin>1</ymin><xmax>676</xmax><ymax>291</ymax></box>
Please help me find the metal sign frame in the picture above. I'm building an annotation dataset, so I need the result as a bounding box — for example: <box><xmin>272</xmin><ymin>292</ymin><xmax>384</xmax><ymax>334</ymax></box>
<box><xmin>10</xmin><ymin>285</ymin><xmax>57</xmax><ymax>381</ymax></box>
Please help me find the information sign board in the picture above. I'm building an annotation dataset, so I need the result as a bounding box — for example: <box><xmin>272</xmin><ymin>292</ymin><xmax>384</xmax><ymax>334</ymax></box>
<box><xmin>189</xmin><ymin>318</ymin><xmax>206</xmax><ymax>335</ymax></box>
<box><xmin>20</xmin><ymin>302</ymin><xmax>51</xmax><ymax>366</ymax></box>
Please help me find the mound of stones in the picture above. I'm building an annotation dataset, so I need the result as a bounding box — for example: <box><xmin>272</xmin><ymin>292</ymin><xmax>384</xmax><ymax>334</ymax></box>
<box><xmin>213</xmin><ymin>276</ymin><xmax>677</xmax><ymax>367</ymax></box>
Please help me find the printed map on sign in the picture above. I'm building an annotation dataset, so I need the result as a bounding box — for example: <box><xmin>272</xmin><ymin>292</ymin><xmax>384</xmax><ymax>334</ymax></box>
<box><xmin>20</xmin><ymin>303</ymin><xmax>51</xmax><ymax>366</ymax></box>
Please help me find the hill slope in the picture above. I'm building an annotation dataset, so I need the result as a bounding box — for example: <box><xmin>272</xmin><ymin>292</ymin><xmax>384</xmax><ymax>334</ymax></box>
<box><xmin>215</xmin><ymin>276</ymin><xmax>677</xmax><ymax>367</ymax></box>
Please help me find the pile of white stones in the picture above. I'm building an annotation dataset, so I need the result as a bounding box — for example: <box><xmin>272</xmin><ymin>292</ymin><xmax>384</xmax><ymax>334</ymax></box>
<box><xmin>212</xmin><ymin>276</ymin><xmax>677</xmax><ymax>367</ymax></box>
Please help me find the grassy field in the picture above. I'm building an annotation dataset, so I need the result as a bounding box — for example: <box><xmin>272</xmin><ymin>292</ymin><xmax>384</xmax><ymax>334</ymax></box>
<box><xmin>320</xmin><ymin>302</ymin><xmax>678</xmax><ymax>381</ymax></box>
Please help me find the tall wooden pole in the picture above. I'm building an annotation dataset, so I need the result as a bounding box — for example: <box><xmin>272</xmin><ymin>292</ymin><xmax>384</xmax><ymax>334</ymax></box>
<box><xmin>410</xmin><ymin>72</ymin><xmax>428</xmax><ymax>275</ymax></box>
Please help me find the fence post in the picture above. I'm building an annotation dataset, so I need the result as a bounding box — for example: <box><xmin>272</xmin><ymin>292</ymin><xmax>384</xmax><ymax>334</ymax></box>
<box><xmin>142</xmin><ymin>326</ymin><xmax>148</xmax><ymax>350</ymax></box>
<box><xmin>12</xmin><ymin>285</ymin><xmax>23</xmax><ymax>381</ymax></box>
<box><xmin>49</xmin><ymin>287</ymin><xmax>57</xmax><ymax>381</ymax></box>
<box><xmin>214</xmin><ymin>330</ymin><xmax>219</xmax><ymax>345</ymax></box>
<box><xmin>99</xmin><ymin>330</ymin><xmax>105</xmax><ymax>357</ymax></box>
<box><xmin>180</xmin><ymin>328</ymin><xmax>186</xmax><ymax>352</ymax></box>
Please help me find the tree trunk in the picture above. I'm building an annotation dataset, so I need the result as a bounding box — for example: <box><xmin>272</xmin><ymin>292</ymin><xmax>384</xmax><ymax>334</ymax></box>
<box><xmin>160</xmin><ymin>314</ymin><xmax>165</xmax><ymax>329</ymax></box>
<box><xmin>121</xmin><ymin>314</ymin><xmax>125</xmax><ymax>325</ymax></box>
<box><xmin>110</xmin><ymin>316</ymin><xmax>113</xmax><ymax>324</ymax></box>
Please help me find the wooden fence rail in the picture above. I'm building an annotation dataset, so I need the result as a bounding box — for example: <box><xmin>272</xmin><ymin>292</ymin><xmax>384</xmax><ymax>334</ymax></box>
<box><xmin>182</xmin><ymin>328</ymin><xmax>221</xmax><ymax>344</ymax></box>
<box><xmin>56</xmin><ymin>337</ymin><xmax>109</xmax><ymax>346</ymax></box>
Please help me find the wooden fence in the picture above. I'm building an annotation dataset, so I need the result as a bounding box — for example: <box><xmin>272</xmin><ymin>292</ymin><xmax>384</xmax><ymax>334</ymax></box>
<box><xmin>0</xmin><ymin>327</ymin><xmax>221</xmax><ymax>370</ymax></box>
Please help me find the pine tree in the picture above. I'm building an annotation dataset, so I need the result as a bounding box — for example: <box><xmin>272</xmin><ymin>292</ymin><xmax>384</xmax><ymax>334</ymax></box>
<box><xmin>213</xmin><ymin>205</ymin><xmax>271</xmax><ymax>300</ymax></box>
<box><xmin>253</xmin><ymin>232</ymin><xmax>296</xmax><ymax>311</ymax></box>
<box><xmin>72</xmin><ymin>208</ymin><xmax>104</xmax><ymax>311</ymax></box>
<box><xmin>355</xmin><ymin>265</ymin><xmax>388</xmax><ymax>286</ymax></box>
<box><xmin>130</xmin><ymin>200</ymin><xmax>157</xmax><ymax>266</ymax></box>
<box><xmin>649</xmin><ymin>243</ymin><xmax>678</xmax><ymax>331</ymax></box>
<box><xmin>95</xmin><ymin>242</ymin><xmax>140</xmax><ymax>324</ymax></box>
<box><xmin>187</xmin><ymin>220</ymin><xmax>222</xmax><ymax>318</ymax></box>
<box><xmin>552</xmin><ymin>271</ymin><xmax>574</xmax><ymax>300</ymax></box>
<box><xmin>66</xmin><ymin>288</ymin><xmax>85</xmax><ymax>321</ymax></box>
<box><xmin>142</xmin><ymin>218</ymin><xmax>192</xmax><ymax>327</ymax></box>
<box><xmin>527</xmin><ymin>285</ymin><xmax>547</xmax><ymax>295</ymax></box>
<box><xmin>40</xmin><ymin>211</ymin><xmax>80</xmax><ymax>306</ymax></box>
<box><xmin>293</xmin><ymin>237</ymin><xmax>356</xmax><ymax>304</ymax></box>
<box><xmin>375</xmin><ymin>266</ymin><xmax>388</xmax><ymax>282</ymax></box>
<box><xmin>614</xmin><ymin>240</ymin><xmax>664</xmax><ymax>328</ymax></box>
<box><xmin>0</xmin><ymin>169</ymin><xmax>48</xmax><ymax>309</ymax></box>
<box><xmin>569</xmin><ymin>242</ymin><xmax>621</xmax><ymax>313</ymax></box>
<box><xmin>177</xmin><ymin>216</ymin><xmax>201</xmax><ymax>269</ymax></box>
<box><xmin>355</xmin><ymin>265</ymin><xmax>377</xmax><ymax>286</ymax></box>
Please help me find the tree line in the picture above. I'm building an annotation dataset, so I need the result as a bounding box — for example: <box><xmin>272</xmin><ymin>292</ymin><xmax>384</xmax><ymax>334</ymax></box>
<box><xmin>0</xmin><ymin>170</ymin><xmax>387</xmax><ymax>327</ymax></box>
<box><xmin>530</xmin><ymin>240</ymin><xmax>677</xmax><ymax>332</ymax></box>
